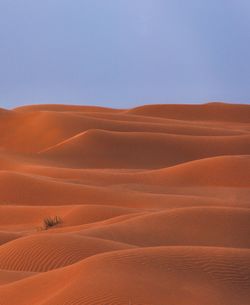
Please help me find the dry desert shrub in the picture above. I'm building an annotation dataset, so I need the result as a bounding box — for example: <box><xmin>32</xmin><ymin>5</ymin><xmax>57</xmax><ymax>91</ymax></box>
<box><xmin>43</xmin><ymin>216</ymin><xmax>62</xmax><ymax>230</ymax></box>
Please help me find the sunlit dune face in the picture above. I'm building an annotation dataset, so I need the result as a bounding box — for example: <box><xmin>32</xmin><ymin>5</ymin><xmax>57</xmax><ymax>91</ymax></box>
<box><xmin>0</xmin><ymin>103</ymin><xmax>249</xmax><ymax>305</ymax></box>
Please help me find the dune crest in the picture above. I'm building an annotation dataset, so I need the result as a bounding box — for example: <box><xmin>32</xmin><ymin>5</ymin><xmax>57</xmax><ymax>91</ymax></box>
<box><xmin>127</xmin><ymin>102</ymin><xmax>250</xmax><ymax>122</ymax></box>
<box><xmin>0</xmin><ymin>102</ymin><xmax>249</xmax><ymax>305</ymax></box>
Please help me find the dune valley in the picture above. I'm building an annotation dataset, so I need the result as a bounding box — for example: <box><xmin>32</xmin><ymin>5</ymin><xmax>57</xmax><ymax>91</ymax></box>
<box><xmin>0</xmin><ymin>102</ymin><xmax>249</xmax><ymax>305</ymax></box>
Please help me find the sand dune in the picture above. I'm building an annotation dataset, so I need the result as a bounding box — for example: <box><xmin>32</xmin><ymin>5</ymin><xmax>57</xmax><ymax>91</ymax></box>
<box><xmin>40</xmin><ymin>129</ymin><xmax>250</xmax><ymax>168</ymax></box>
<box><xmin>0</xmin><ymin>234</ymin><xmax>132</xmax><ymax>272</ymax></box>
<box><xmin>81</xmin><ymin>207</ymin><xmax>250</xmax><ymax>248</ymax></box>
<box><xmin>23</xmin><ymin>155</ymin><xmax>249</xmax><ymax>187</ymax></box>
<box><xmin>14</xmin><ymin>104</ymin><xmax>122</xmax><ymax>113</ymax></box>
<box><xmin>2</xmin><ymin>170</ymin><xmax>249</xmax><ymax>209</ymax></box>
<box><xmin>2</xmin><ymin>108</ymin><xmax>245</xmax><ymax>154</ymax></box>
<box><xmin>128</xmin><ymin>102</ymin><xmax>250</xmax><ymax>122</ymax></box>
<box><xmin>0</xmin><ymin>247</ymin><xmax>249</xmax><ymax>305</ymax></box>
<box><xmin>0</xmin><ymin>270</ymin><xmax>36</xmax><ymax>285</ymax></box>
<box><xmin>140</xmin><ymin>155</ymin><xmax>250</xmax><ymax>187</ymax></box>
<box><xmin>0</xmin><ymin>102</ymin><xmax>249</xmax><ymax>304</ymax></box>
<box><xmin>0</xmin><ymin>232</ymin><xmax>21</xmax><ymax>246</ymax></box>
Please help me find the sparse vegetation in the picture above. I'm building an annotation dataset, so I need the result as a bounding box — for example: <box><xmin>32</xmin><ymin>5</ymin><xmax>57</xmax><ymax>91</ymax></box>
<box><xmin>43</xmin><ymin>216</ymin><xmax>62</xmax><ymax>230</ymax></box>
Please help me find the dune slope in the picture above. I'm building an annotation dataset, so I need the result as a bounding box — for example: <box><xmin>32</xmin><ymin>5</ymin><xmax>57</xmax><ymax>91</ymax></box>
<box><xmin>0</xmin><ymin>102</ymin><xmax>249</xmax><ymax>305</ymax></box>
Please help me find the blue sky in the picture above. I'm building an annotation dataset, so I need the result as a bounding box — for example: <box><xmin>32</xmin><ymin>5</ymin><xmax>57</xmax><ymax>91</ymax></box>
<box><xmin>0</xmin><ymin>0</ymin><xmax>249</xmax><ymax>108</ymax></box>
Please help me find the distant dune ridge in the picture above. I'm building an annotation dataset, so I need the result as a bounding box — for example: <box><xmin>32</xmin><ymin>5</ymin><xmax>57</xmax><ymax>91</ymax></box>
<box><xmin>0</xmin><ymin>102</ymin><xmax>249</xmax><ymax>305</ymax></box>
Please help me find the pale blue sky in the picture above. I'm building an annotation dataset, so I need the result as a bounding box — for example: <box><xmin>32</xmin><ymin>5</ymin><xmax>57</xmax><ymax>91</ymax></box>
<box><xmin>0</xmin><ymin>0</ymin><xmax>249</xmax><ymax>108</ymax></box>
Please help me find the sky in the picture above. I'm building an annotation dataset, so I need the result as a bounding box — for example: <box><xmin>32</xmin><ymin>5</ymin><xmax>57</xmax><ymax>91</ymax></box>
<box><xmin>0</xmin><ymin>0</ymin><xmax>249</xmax><ymax>109</ymax></box>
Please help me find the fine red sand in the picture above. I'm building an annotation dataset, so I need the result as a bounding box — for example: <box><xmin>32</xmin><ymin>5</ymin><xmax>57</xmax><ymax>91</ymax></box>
<box><xmin>0</xmin><ymin>102</ymin><xmax>249</xmax><ymax>305</ymax></box>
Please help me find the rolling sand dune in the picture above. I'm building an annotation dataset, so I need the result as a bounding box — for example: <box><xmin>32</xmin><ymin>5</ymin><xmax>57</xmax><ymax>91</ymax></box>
<box><xmin>0</xmin><ymin>234</ymin><xmax>132</xmax><ymax>272</ymax></box>
<box><xmin>127</xmin><ymin>102</ymin><xmax>250</xmax><ymax>122</ymax></box>
<box><xmin>0</xmin><ymin>102</ymin><xmax>249</xmax><ymax>305</ymax></box>
<box><xmin>0</xmin><ymin>270</ymin><xmax>36</xmax><ymax>285</ymax></box>
<box><xmin>40</xmin><ymin>130</ymin><xmax>250</xmax><ymax>168</ymax></box>
<box><xmin>0</xmin><ymin>232</ymin><xmax>21</xmax><ymax>246</ymax></box>
<box><xmin>0</xmin><ymin>247</ymin><xmax>249</xmax><ymax>305</ymax></box>
<box><xmin>14</xmin><ymin>104</ymin><xmax>122</xmax><ymax>113</ymax></box>
<box><xmin>81</xmin><ymin>207</ymin><xmax>250</xmax><ymax>248</ymax></box>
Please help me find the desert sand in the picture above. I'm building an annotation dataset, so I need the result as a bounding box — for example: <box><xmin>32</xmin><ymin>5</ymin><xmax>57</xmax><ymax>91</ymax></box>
<box><xmin>0</xmin><ymin>102</ymin><xmax>249</xmax><ymax>305</ymax></box>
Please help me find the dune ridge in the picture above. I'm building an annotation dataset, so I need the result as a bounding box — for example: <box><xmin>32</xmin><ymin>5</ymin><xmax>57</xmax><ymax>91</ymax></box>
<box><xmin>0</xmin><ymin>102</ymin><xmax>249</xmax><ymax>305</ymax></box>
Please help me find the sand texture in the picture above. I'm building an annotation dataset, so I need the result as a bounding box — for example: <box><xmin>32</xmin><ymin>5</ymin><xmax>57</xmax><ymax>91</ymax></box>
<box><xmin>0</xmin><ymin>102</ymin><xmax>249</xmax><ymax>305</ymax></box>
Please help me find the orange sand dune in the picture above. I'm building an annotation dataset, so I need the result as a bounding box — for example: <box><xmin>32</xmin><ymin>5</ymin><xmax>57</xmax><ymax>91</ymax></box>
<box><xmin>0</xmin><ymin>232</ymin><xmax>21</xmax><ymax>246</ymax></box>
<box><xmin>1</xmin><ymin>108</ymin><xmax>245</xmax><ymax>154</ymax></box>
<box><xmin>0</xmin><ymin>270</ymin><xmax>36</xmax><ymax>285</ymax></box>
<box><xmin>17</xmin><ymin>155</ymin><xmax>249</xmax><ymax>188</ymax></box>
<box><xmin>128</xmin><ymin>102</ymin><xmax>250</xmax><ymax>122</ymax></box>
<box><xmin>14</xmin><ymin>103</ymin><xmax>122</xmax><ymax>113</ymax></box>
<box><xmin>80</xmin><ymin>207</ymin><xmax>250</xmax><ymax>248</ymax></box>
<box><xmin>0</xmin><ymin>247</ymin><xmax>249</xmax><ymax>305</ymax></box>
<box><xmin>0</xmin><ymin>234</ymin><xmax>132</xmax><ymax>272</ymax></box>
<box><xmin>40</xmin><ymin>129</ymin><xmax>250</xmax><ymax>168</ymax></box>
<box><xmin>2</xmin><ymin>170</ymin><xmax>249</xmax><ymax>209</ymax></box>
<box><xmin>0</xmin><ymin>205</ymin><xmax>137</xmax><ymax>231</ymax></box>
<box><xmin>139</xmin><ymin>155</ymin><xmax>250</xmax><ymax>187</ymax></box>
<box><xmin>0</xmin><ymin>102</ymin><xmax>249</xmax><ymax>305</ymax></box>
